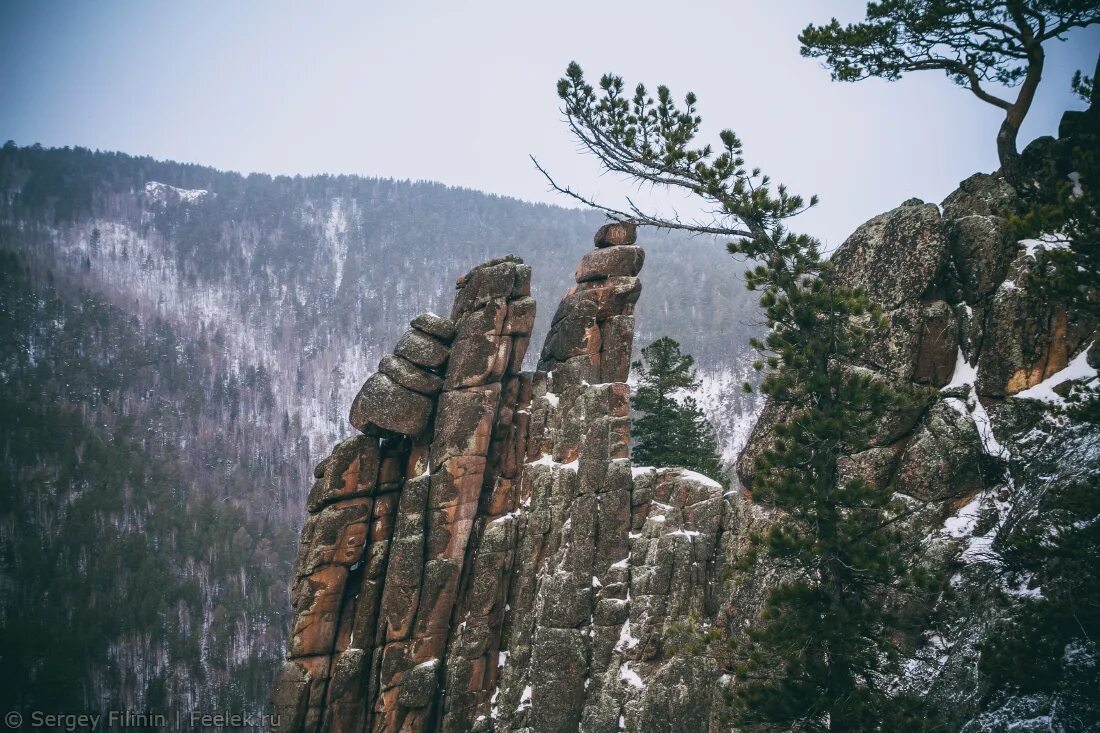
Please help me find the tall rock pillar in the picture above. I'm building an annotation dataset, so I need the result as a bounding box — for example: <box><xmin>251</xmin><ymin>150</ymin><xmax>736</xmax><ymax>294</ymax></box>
<box><xmin>275</xmin><ymin>224</ymin><xmax>728</xmax><ymax>733</ymax></box>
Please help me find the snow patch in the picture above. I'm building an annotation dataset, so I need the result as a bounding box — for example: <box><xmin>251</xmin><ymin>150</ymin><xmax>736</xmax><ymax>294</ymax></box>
<box><xmin>616</xmin><ymin>618</ymin><xmax>639</xmax><ymax>651</ymax></box>
<box><xmin>943</xmin><ymin>348</ymin><xmax>978</xmax><ymax>391</ymax></box>
<box><xmin>942</xmin><ymin>348</ymin><xmax>1010</xmax><ymax>459</ymax></box>
<box><xmin>619</xmin><ymin>663</ymin><xmax>645</xmax><ymax>689</ymax></box>
<box><xmin>526</xmin><ymin>453</ymin><xmax>578</xmax><ymax>472</ymax></box>
<box><xmin>1069</xmin><ymin>171</ymin><xmax>1083</xmax><ymax>197</ymax></box>
<box><xmin>1020</xmin><ymin>233</ymin><xmax>1070</xmax><ymax>258</ymax></box>
<box><xmin>673</xmin><ymin>468</ymin><xmax>723</xmax><ymax>489</ymax></box>
<box><xmin>943</xmin><ymin>495</ymin><xmax>982</xmax><ymax>538</ymax></box>
<box><xmin>1004</xmin><ymin>578</ymin><xmax>1044</xmax><ymax>600</ymax></box>
<box><xmin>1015</xmin><ymin>344</ymin><xmax>1097</xmax><ymax>404</ymax></box>
<box><xmin>144</xmin><ymin>181</ymin><xmax>210</xmax><ymax>204</ymax></box>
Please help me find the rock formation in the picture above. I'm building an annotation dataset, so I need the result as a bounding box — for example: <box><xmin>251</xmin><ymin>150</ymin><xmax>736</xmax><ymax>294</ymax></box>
<box><xmin>276</xmin><ymin>109</ymin><xmax>1098</xmax><ymax>731</ymax></box>
<box><xmin>734</xmin><ymin>117</ymin><xmax>1099</xmax><ymax>728</ymax></box>
<box><xmin>274</xmin><ymin>237</ymin><xmax>736</xmax><ymax>732</ymax></box>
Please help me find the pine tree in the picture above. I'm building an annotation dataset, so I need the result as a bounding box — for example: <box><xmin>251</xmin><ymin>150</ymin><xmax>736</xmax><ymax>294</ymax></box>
<box><xmin>543</xmin><ymin>62</ymin><xmax>924</xmax><ymax>730</ymax></box>
<box><xmin>631</xmin><ymin>337</ymin><xmax>724</xmax><ymax>482</ymax></box>
<box><xmin>799</xmin><ymin>1</ymin><xmax>1100</xmax><ymax>185</ymax></box>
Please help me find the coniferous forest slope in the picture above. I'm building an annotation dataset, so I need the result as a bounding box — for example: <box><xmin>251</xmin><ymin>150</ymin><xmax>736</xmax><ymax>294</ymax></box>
<box><xmin>0</xmin><ymin>143</ymin><xmax>763</xmax><ymax>717</ymax></box>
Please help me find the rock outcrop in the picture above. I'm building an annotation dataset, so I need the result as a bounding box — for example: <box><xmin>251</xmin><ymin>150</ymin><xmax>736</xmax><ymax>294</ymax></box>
<box><xmin>277</xmin><ymin>107</ymin><xmax>1099</xmax><ymax>731</ymax></box>
<box><xmin>735</xmin><ymin>112</ymin><xmax>1099</xmax><ymax>728</ymax></box>
<box><xmin>274</xmin><ymin>239</ymin><xmax>735</xmax><ymax>732</ymax></box>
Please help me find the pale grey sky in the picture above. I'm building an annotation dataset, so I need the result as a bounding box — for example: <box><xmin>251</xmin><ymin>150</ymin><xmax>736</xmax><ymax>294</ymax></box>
<box><xmin>1</xmin><ymin>0</ymin><xmax>1096</xmax><ymax>246</ymax></box>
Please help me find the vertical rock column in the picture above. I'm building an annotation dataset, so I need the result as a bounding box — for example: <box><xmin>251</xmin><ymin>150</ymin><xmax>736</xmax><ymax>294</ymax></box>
<box><xmin>436</xmin><ymin>369</ymin><xmax>540</xmax><ymax>732</ymax></box>
<box><xmin>485</xmin><ymin>224</ymin><xmax>645</xmax><ymax>733</ymax></box>
<box><xmin>272</xmin><ymin>434</ymin><xmax>408</xmax><ymax>733</ymax></box>
<box><xmin>539</xmin><ymin>223</ymin><xmax>645</xmax><ymax>388</ymax></box>
<box><xmin>371</xmin><ymin>256</ymin><xmax>533</xmax><ymax>731</ymax></box>
<box><xmin>274</xmin><ymin>310</ymin><xmax>456</xmax><ymax>733</ymax></box>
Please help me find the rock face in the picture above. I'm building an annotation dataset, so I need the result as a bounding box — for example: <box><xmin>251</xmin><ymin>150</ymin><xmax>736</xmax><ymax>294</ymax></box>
<box><xmin>735</xmin><ymin>112</ymin><xmax>1100</xmax><ymax>728</ymax></box>
<box><xmin>274</xmin><ymin>236</ymin><xmax>738</xmax><ymax>732</ymax></box>
<box><xmin>349</xmin><ymin>313</ymin><xmax>456</xmax><ymax>438</ymax></box>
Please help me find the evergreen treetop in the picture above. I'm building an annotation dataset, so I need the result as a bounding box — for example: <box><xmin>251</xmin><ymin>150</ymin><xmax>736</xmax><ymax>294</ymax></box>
<box><xmin>631</xmin><ymin>337</ymin><xmax>724</xmax><ymax>483</ymax></box>
<box><xmin>799</xmin><ymin>1</ymin><xmax>1100</xmax><ymax>185</ymax></box>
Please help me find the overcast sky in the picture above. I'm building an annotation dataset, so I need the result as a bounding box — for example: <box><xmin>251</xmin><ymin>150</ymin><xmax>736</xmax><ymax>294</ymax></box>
<box><xmin>2</xmin><ymin>0</ymin><xmax>1096</xmax><ymax>246</ymax></box>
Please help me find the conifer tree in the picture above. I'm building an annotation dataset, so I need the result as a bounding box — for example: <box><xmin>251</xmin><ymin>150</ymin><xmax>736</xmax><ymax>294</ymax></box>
<box><xmin>798</xmin><ymin>1</ymin><xmax>1100</xmax><ymax>185</ymax></box>
<box><xmin>631</xmin><ymin>337</ymin><xmax>724</xmax><ymax>482</ymax></box>
<box><xmin>540</xmin><ymin>62</ymin><xmax>920</xmax><ymax>730</ymax></box>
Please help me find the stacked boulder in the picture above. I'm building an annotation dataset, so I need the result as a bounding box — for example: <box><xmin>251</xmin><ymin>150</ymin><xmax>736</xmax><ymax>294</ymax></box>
<box><xmin>349</xmin><ymin>312</ymin><xmax>456</xmax><ymax>437</ymax></box>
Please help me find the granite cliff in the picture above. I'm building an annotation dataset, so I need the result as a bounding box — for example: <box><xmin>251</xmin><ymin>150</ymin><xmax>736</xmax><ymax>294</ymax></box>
<box><xmin>274</xmin><ymin>109</ymin><xmax>1098</xmax><ymax>731</ymax></box>
<box><xmin>273</xmin><ymin>224</ymin><xmax>739</xmax><ymax>732</ymax></box>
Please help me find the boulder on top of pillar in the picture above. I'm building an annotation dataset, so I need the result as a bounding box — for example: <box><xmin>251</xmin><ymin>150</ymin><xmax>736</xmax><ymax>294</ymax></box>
<box><xmin>593</xmin><ymin>220</ymin><xmax>637</xmax><ymax>247</ymax></box>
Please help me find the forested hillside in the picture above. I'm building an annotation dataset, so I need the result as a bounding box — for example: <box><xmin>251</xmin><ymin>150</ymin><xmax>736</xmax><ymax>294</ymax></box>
<box><xmin>0</xmin><ymin>143</ymin><xmax>762</xmax><ymax>715</ymax></box>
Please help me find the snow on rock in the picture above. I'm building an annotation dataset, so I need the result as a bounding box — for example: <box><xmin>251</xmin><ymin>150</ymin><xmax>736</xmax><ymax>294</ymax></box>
<box><xmin>943</xmin><ymin>348</ymin><xmax>978</xmax><ymax>391</ymax></box>
<box><xmin>616</xmin><ymin>618</ymin><xmax>639</xmax><ymax>651</ymax></box>
<box><xmin>942</xmin><ymin>348</ymin><xmax>1010</xmax><ymax>460</ymax></box>
<box><xmin>618</xmin><ymin>663</ymin><xmax>646</xmax><ymax>689</ymax></box>
<box><xmin>1004</xmin><ymin>578</ymin><xmax>1044</xmax><ymax>600</ymax></box>
<box><xmin>672</xmin><ymin>468</ymin><xmax>723</xmax><ymax>489</ymax></box>
<box><xmin>1015</xmin><ymin>344</ymin><xmax>1097</xmax><ymax>404</ymax></box>
<box><xmin>943</xmin><ymin>495</ymin><xmax>982</xmax><ymax>539</ymax></box>
<box><xmin>1069</xmin><ymin>171</ymin><xmax>1083</xmax><ymax>197</ymax></box>
<box><xmin>1019</xmin><ymin>233</ymin><xmax>1070</xmax><ymax>258</ymax></box>
<box><xmin>143</xmin><ymin>181</ymin><xmax>210</xmax><ymax>204</ymax></box>
<box><xmin>526</xmin><ymin>453</ymin><xmax>578</xmax><ymax>472</ymax></box>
